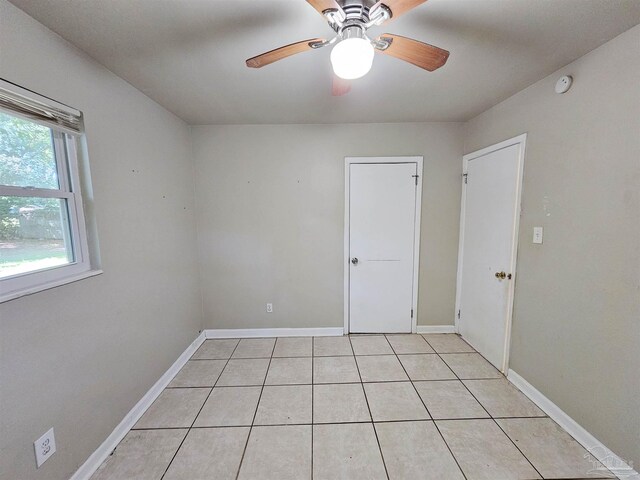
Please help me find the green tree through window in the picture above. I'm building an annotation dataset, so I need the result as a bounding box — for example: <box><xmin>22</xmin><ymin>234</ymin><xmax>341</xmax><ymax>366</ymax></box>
<box><xmin>0</xmin><ymin>112</ymin><xmax>59</xmax><ymax>240</ymax></box>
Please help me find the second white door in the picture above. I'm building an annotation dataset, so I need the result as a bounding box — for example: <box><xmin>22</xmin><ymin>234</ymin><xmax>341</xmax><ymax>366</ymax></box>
<box><xmin>348</xmin><ymin>160</ymin><xmax>420</xmax><ymax>333</ymax></box>
<box><xmin>456</xmin><ymin>136</ymin><xmax>526</xmax><ymax>371</ymax></box>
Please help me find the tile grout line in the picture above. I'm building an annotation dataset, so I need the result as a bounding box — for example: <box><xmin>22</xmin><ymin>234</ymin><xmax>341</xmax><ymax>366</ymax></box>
<box><xmin>160</xmin><ymin>338</ymin><xmax>242</xmax><ymax>480</ymax></box>
<box><xmin>423</xmin><ymin>334</ymin><xmax>545</xmax><ymax>480</ymax></box>
<box><xmin>311</xmin><ymin>337</ymin><xmax>314</xmax><ymax>480</ymax></box>
<box><xmin>162</xmin><ymin>375</ymin><xmax>509</xmax><ymax>389</ymax></box>
<box><xmin>189</xmin><ymin>351</ymin><xmax>448</xmax><ymax>360</ymax></box>
<box><xmin>234</xmin><ymin>338</ymin><xmax>278</xmax><ymax>480</ymax></box>
<box><xmin>348</xmin><ymin>335</ymin><xmax>391</xmax><ymax>480</ymax></box>
<box><xmin>130</xmin><ymin>416</ymin><xmax>549</xmax><ymax>430</ymax></box>
<box><xmin>127</xmin><ymin>415</ymin><xmax>566</xmax><ymax>430</ymax></box>
<box><xmin>386</xmin><ymin>334</ymin><xmax>469</xmax><ymax>480</ymax></box>
<box><xmin>492</xmin><ymin>419</ymin><xmax>547</xmax><ymax>480</ymax></box>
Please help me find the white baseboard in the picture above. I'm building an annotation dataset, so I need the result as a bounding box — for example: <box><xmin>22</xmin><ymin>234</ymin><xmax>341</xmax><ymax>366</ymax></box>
<box><xmin>507</xmin><ymin>370</ymin><xmax>638</xmax><ymax>480</ymax></box>
<box><xmin>416</xmin><ymin>325</ymin><xmax>456</xmax><ymax>334</ymax></box>
<box><xmin>70</xmin><ymin>332</ymin><xmax>206</xmax><ymax>480</ymax></box>
<box><xmin>204</xmin><ymin>327</ymin><xmax>344</xmax><ymax>338</ymax></box>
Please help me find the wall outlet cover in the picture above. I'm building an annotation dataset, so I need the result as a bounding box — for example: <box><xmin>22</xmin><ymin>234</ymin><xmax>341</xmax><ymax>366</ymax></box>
<box><xmin>266</xmin><ymin>303</ymin><xmax>273</xmax><ymax>313</ymax></box>
<box><xmin>34</xmin><ymin>427</ymin><xmax>56</xmax><ymax>468</ymax></box>
<box><xmin>533</xmin><ymin>226</ymin><xmax>544</xmax><ymax>244</ymax></box>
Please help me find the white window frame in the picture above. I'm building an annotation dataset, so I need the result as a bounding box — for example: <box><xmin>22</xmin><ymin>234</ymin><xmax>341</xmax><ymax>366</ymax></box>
<box><xmin>0</xmin><ymin>84</ymin><xmax>100</xmax><ymax>302</ymax></box>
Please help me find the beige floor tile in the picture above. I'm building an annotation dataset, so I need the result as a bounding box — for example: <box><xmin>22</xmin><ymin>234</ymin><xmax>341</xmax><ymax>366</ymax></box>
<box><xmin>313</xmin><ymin>383</ymin><xmax>371</xmax><ymax>423</ymax></box>
<box><xmin>134</xmin><ymin>388</ymin><xmax>209</xmax><ymax>429</ymax></box>
<box><xmin>232</xmin><ymin>338</ymin><xmax>276</xmax><ymax>358</ymax></box>
<box><xmin>273</xmin><ymin>337</ymin><xmax>312</xmax><ymax>357</ymax></box>
<box><xmin>238</xmin><ymin>425</ymin><xmax>312</xmax><ymax>480</ymax></box>
<box><xmin>164</xmin><ymin>427</ymin><xmax>249</xmax><ymax>480</ymax></box>
<box><xmin>375</xmin><ymin>421</ymin><xmax>465</xmax><ymax>480</ymax></box>
<box><xmin>350</xmin><ymin>335</ymin><xmax>394</xmax><ymax>355</ymax></box>
<box><xmin>313</xmin><ymin>336</ymin><xmax>353</xmax><ymax>356</ymax></box>
<box><xmin>356</xmin><ymin>355</ymin><xmax>409</xmax><ymax>382</ymax></box>
<box><xmin>313</xmin><ymin>356</ymin><xmax>360</xmax><ymax>384</ymax></box>
<box><xmin>386</xmin><ymin>334</ymin><xmax>435</xmax><ymax>354</ymax></box>
<box><xmin>422</xmin><ymin>334</ymin><xmax>475</xmax><ymax>353</ymax></box>
<box><xmin>91</xmin><ymin>429</ymin><xmax>186</xmax><ymax>480</ymax></box>
<box><xmin>364</xmin><ymin>382</ymin><xmax>430</xmax><ymax>421</ymax></box>
<box><xmin>414</xmin><ymin>380</ymin><xmax>489</xmax><ymax>420</ymax></box>
<box><xmin>437</xmin><ymin>419</ymin><xmax>541</xmax><ymax>480</ymax></box>
<box><xmin>265</xmin><ymin>357</ymin><xmax>312</xmax><ymax>385</ymax></box>
<box><xmin>440</xmin><ymin>353</ymin><xmax>502</xmax><ymax>379</ymax></box>
<box><xmin>463</xmin><ymin>378</ymin><xmax>545</xmax><ymax>417</ymax></box>
<box><xmin>313</xmin><ymin>423</ymin><xmax>387</xmax><ymax>480</ymax></box>
<box><xmin>191</xmin><ymin>339</ymin><xmax>239</xmax><ymax>360</ymax></box>
<box><xmin>496</xmin><ymin>417</ymin><xmax>615</xmax><ymax>478</ymax></box>
<box><xmin>194</xmin><ymin>386</ymin><xmax>261</xmax><ymax>426</ymax></box>
<box><xmin>254</xmin><ymin>385</ymin><xmax>312</xmax><ymax>425</ymax></box>
<box><xmin>216</xmin><ymin>358</ymin><xmax>270</xmax><ymax>386</ymax></box>
<box><xmin>398</xmin><ymin>354</ymin><xmax>457</xmax><ymax>380</ymax></box>
<box><xmin>168</xmin><ymin>360</ymin><xmax>226</xmax><ymax>388</ymax></box>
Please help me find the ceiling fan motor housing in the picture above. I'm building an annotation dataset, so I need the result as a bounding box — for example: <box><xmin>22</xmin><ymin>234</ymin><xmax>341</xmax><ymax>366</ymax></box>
<box><xmin>326</xmin><ymin>0</ymin><xmax>391</xmax><ymax>35</ymax></box>
<box><xmin>341</xmin><ymin>1</ymin><xmax>371</xmax><ymax>22</ymax></box>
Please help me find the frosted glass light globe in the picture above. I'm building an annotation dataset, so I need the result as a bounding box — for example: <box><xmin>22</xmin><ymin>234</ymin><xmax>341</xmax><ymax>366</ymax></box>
<box><xmin>330</xmin><ymin>37</ymin><xmax>375</xmax><ymax>80</ymax></box>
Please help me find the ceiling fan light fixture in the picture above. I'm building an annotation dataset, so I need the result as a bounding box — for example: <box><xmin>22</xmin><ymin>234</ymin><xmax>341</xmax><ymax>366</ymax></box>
<box><xmin>330</xmin><ymin>27</ymin><xmax>374</xmax><ymax>80</ymax></box>
<box><xmin>246</xmin><ymin>0</ymin><xmax>450</xmax><ymax>93</ymax></box>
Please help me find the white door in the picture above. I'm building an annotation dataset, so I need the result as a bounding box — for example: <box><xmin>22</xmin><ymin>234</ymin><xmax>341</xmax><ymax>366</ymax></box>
<box><xmin>456</xmin><ymin>136</ymin><xmax>526</xmax><ymax>371</ymax></box>
<box><xmin>348</xmin><ymin>161</ymin><xmax>419</xmax><ymax>333</ymax></box>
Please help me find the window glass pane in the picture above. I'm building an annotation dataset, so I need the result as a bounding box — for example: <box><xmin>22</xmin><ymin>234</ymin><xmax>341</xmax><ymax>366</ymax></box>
<box><xmin>0</xmin><ymin>111</ymin><xmax>59</xmax><ymax>189</ymax></box>
<box><xmin>0</xmin><ymin>196</ymin><xmax>73</xmax><ymax>279</ymax></box>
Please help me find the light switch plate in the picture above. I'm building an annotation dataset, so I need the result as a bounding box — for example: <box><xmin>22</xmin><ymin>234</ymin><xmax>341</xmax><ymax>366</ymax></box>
<box><xmin>533</xmin><ymin>227</ymin><xmax>544</xmax><ymax>244</ymax></box>
<box><xmin>34</xmin><ymin>427</ymin><xmax>56</xmax><ymax>468</ymax></box>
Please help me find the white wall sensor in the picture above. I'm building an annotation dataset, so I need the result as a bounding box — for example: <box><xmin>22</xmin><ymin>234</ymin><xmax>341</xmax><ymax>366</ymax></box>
<box><xmin>555</xmin><ymin>75</ymin><xmax>573</xmax><ymax>94</ymax></box>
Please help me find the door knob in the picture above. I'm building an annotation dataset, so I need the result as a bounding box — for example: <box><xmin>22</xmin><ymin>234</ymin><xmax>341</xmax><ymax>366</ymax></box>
<box><xmin>351</xmin><ymin>257</ymin><xmax>359</xmax><ymax>265</ymax></box>
<box><xmin>494</xmin><ymin>271</ymin><xmax>512</xmax><ymax>280</ymax></box>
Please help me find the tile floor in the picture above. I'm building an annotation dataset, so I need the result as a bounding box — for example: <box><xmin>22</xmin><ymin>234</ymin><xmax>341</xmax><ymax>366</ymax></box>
<box><xmin>91</xmin><ymin>334</ymin><xmax>614</xmax><ymax>480</ymax></box>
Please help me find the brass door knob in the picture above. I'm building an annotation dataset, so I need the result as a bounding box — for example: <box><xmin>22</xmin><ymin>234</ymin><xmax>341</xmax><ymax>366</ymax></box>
<box><xmin>495</xmin><ymin>271</ymin><xmax>512</xmax><ymax>280</ymax></box>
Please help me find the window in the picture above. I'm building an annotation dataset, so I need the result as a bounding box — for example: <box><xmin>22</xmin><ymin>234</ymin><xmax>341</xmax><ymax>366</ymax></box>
<box><xmin>0</xmin><ymin>82</ymin><xmax>97</xmax><ymax>300</ymax></box>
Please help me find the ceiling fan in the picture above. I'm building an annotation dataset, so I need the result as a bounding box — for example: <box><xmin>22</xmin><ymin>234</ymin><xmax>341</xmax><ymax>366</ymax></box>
<box><xmin>246</xmin><ymin>0</ymin><xmax>449</xmax><ymax>95</ymax></box>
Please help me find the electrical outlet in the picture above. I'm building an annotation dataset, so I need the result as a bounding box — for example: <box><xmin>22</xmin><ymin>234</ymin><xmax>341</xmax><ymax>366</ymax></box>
<box><xmin>34</xmin><ymin>427</ymin><xmax>56</xmax><ymax>468</ymax></box>
<box><xmin>266</xmin><ymin>303</ymin><xmax>273</xmax><ymax>313</ymax></box>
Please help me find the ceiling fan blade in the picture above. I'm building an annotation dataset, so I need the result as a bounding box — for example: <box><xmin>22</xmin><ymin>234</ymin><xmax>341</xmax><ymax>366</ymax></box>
<box><xmin>373</xmin><ymin>0</ymin><xmax>428</xmax><ymax>22</ymax></box>
<box><xmin>306</xmin><ymin>0</ymin><xmax>344</xmax><ymax>16</ymax></box>
<box><xmin>246</xmin><ymin>38</ymin><xmax>325</xmax><ymax>68</ymax></box>
<box><xmin>376</xmin><ymin>34</ymin><xmax>449</xmax><ymax>71</ymax></box>
<box><xmin>332</xmin><ymin>76</ymin><xmax>351</xmax><ymax>96</ymax></box>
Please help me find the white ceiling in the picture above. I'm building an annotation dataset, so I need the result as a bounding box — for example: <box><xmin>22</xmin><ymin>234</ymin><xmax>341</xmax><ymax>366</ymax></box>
<box><xmin>9</xmin><ymin>0</ymin><xmax>640</xmax><ymax>125</ymax></box>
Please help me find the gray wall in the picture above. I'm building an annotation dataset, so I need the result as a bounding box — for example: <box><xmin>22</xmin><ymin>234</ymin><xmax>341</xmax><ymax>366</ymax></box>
<box><xmin>0</xmin><ymin>2</ymin><xmax>203</xmax><ymax>479</ymax></box>
<box><xmin>192</xmin><ymin>123</ymin><xmax>464</xmax><ymax>330</ymax></box>
<box><xmin>464</xmin><ymin>25</ymin><xmax>640</xmax><ymax>467</ymax></box>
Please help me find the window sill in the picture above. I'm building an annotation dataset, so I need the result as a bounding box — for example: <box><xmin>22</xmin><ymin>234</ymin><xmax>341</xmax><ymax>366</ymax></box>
<box><xmin>0</xmin><ymin>269</ymin><xmax>103</xmax><ymax>304</ymax></box>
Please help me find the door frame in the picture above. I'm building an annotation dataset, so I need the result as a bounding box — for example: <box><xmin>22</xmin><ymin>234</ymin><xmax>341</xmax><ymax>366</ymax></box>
<box><xmin>454</xmin><ymin>134</ymin><xmax>526</xmax><ymax>372</ymax></box>
<box><xmin>344</xmin><ymin>156</ymin><xmax>424</xmax><ymax>335</ymax></box>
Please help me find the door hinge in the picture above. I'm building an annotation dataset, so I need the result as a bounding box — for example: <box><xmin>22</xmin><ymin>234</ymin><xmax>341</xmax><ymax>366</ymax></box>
<box><xmin>411</xmin><ymin>174</ymin><xmax>419</xmax><ymax>186</ymax></box>
<box><xmin>411</xmin><ymin>309</ymin><xmax>414</xmax><ymax>318</ymax></box>
<box><xmin>462</xmin><ymin>173</ymin><xmax>468</xmax><ymax>184</ymax></box>
<box><xmin>457</xmin><ymin>309</ymin><xmax>461</xmax><ymax>319</ymax></box>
